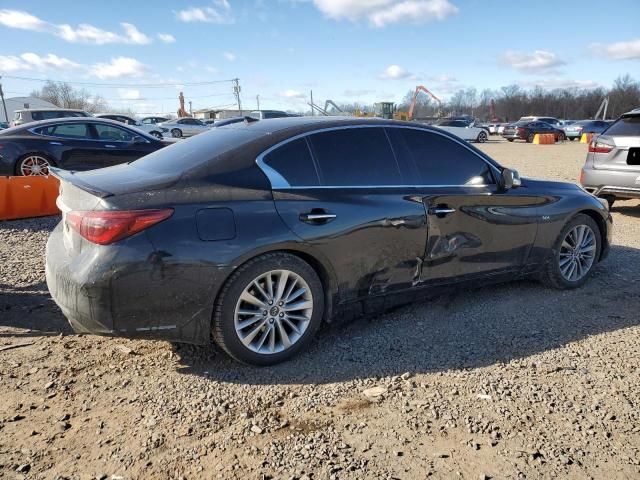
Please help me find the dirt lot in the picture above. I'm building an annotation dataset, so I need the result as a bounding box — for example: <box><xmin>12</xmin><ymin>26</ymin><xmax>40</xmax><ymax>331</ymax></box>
<box><xmin>1</xmin><ymin>139</ymin><xmax>639</xmax><ymax>480</ymax></box>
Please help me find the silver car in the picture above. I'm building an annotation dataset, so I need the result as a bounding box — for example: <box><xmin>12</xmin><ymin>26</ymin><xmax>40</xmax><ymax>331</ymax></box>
<box><xmin>580</xmin><ymin>109</ymin><xmax>640</xmax><ymax>208</ymax></box>
<box><xmin>158</xmin><ymin>117</ymin><xmax>210</xmax><ymax>138</ymax></box>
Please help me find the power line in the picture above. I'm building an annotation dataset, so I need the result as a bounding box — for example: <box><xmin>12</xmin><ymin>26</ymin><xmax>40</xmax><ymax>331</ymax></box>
<box><xmin>0</xmin><ymin>74</ymin><xmax>236</xmax><ymax>88</ymax></box>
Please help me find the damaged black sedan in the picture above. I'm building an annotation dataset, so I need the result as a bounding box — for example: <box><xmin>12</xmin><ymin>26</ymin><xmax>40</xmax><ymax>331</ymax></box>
<box><xmin>46</xmin><ymin>117</ymin><xmax>612</xmax><ymax>365</ymax></box>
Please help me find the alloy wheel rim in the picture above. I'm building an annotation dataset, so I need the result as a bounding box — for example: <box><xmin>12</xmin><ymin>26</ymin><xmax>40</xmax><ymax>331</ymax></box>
<box><xmin>234</xmin><ymin>269</ymin><xmax>313</xmax><ymax>355</ymax></box>
<box><xmin>559</xmin><ymin>225</ymin><xmax>596</xmax><ymax>282</ymax></box>
<box><xmin>20</xmin><ymin>156</ymin><xmax>50</xmax><ymax>176</ymax></box>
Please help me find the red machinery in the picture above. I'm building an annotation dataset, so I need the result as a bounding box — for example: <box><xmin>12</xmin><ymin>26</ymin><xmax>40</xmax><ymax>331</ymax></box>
<box><xmin>177</xmin><ymin>92</ymin><xmax>189</xmax><ymax>118</ymax></box>
<box><xmin>408</xmin><ymin>85</ymin><xmax>443</xmax><ymax>120</ymax></box>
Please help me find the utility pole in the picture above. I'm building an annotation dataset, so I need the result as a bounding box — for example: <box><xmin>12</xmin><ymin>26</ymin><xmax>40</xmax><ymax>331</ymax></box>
<box><xmin>256</xmin><ymin>94</ymin><xmax>260</xmax><ymax>110</ymax></box>
<box><xmin>0</xmin><ymin>77</ymin><xmax>8</xmax><ymax>124</ymax></box>
<box><xmin>233</xmin><ymin>78</ymin><xmax>242</xmax><ymax>114</ymax></box>
<box><xmin>310</xmin><ymin>90</ymin><xmax>314</xmax><ymax>116</ymax></box>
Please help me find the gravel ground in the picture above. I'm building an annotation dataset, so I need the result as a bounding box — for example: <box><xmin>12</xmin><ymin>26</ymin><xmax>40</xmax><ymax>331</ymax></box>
<box><xmin>1</xmin><ymin>138</ymin><xmax>639</xmax><ymax>480</ymax></box>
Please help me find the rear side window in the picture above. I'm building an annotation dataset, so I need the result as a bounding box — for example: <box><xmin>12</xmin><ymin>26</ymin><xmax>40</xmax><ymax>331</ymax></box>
<box><xmin>308</xmin><ymin>127</ymin><xmax>402</xmax><ymax>186</ymax></box>
<box><xmin>387</xmin><ymin>128</ymin><xmax>494</xmax><ymax>186</ymax></box>
<box><xmin>36</xmin><ymin>123</ymin><xmax>91</xmax><ymax>139</ymax></box>
<box><xmin>604</xmin><ymin>116</ymin><xmax>640</xmax><ymax>136</ymax></box>
<box><xmin>264</xmin><ymin>138</ymin><xmax>319</xmax><ymax>186</ymax></box>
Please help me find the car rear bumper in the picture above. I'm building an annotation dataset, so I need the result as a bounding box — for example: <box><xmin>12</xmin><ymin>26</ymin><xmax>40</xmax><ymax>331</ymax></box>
<box><xmin>581</xmin><ymin>165</ymin><xmax>640</xmax><ymax>199</ymax></box>
<box><xmin>45</xmin><ymin>222</ymin><xmax>228</xmax><ymax>345</ymax></box>
<box><xmin>502</xmin><ymin>132</ymin><xmax>521</xmax><ymax>139</ymax></box>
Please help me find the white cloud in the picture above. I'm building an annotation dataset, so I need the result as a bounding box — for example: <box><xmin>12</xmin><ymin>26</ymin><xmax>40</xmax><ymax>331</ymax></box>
<box><xmin>176</xmin><ymin>1</ymin><xmax>234</xmax><ymax>23</ymax></box>
<box><xmin>89</xmin><ymin>57</ymin><xmax>148</xmax><ymax>79</ymax></box>
<box><xmin>379</xmin><ymin>64</ymin><xmax>415</xmax><ymax>80</ymax></box>
<box><xmin>518</xmin><ymin>78</ymin><xmax>601</xmax><ymax>90</ymax></box>
<box><xmin>279</xmin><ymin>89</ymin><xmax>306</xmax><ymax>99</ymax></box>
<box><xmin>117</xmin><ymin>88</ymin><xmax>141</xmax><ymax>100</ymax></box>
<box><xmin>0</xmin><ymin>52</ymin><xmax>81</xmax><ymax>72</ymax></box>
<box><xmin>0</xmin><ymin>9</ymin><xmax>153</xmax><ymax>45</ymax></box>
<box><xmin>591</xmin><ymin>38</ymin><xmax>640</xmax><ymax>60</ymax></box>
<box><xmin>312</xmin><ymin>0</ymin><xmax>458</xmax><ymax>27</ymax></box>
<box><xmin>500</xmin><ymin>50</ymin><xmax>566</xmax><ymax>73</ymax></box>
<box><xmin>223</xmin><ymin>51</ymin><xmax>236</xmax><ymax>61</ymax></box>
<box><xmin>158</xmin><ymin>33</ymin><xmax>176</xmax><ymax>43</ymax></box>
<box><xmin>428</xmin><ymin>73</ymin><xmax>456</xmax><ymax>83</ymax></box>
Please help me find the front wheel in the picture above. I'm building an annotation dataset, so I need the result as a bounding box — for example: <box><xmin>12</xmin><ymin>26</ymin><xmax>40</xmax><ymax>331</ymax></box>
<box><xmin>476</xmin><ymin>131</ymin><xmax>488</xmax><ymax>143</ymax></box>
<box><xmin>541</xmin><ymin>214</ymin><xmax>601</xmax><ymax>289</ymax></box>
<box><xmin>557</xmin><ymin>132</ymin><xmax>566</xmax><ymax>142</ymax></box>
<box><xmin>212</xmin><ymin>253</ymin><xmax>324</xmax><ymax>365</ymax></box>
<box><xmin>170</xmin><ymin>128</ymin><xmax>182</xmax><ymax>138</ymax></box>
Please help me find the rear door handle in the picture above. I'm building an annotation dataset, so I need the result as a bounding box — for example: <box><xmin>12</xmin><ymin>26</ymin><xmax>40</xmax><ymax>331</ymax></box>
<box><xmin>299</xmin><ymin>210</ymin><xmax>337</xmax><ymax>224</ymax></box>
<box><xmin>49</xmin><ymin>141</ymin><xmax>62</xmax><ymax>146</ymax></box>
<box><xmin>104</xmin><ymin>144</ymin><xmax>116</xmax><ymax>148</ymax></box>
<box><xmin>428</xmin><ymin>206</ymin><xmax>456</xmax><ymax>216</ymax></box>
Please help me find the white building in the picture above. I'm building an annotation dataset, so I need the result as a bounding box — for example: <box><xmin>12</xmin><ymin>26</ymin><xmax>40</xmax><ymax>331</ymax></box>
<box><xmin>0</xmin><ymin>96</ymin><xmax>58</xmax><ymax>123</ymax></box>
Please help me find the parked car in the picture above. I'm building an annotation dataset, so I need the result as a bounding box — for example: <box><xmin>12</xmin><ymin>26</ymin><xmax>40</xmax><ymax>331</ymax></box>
<box><xmin>0</xmin><ymin>117</ymin><xmax>164</xmax><ymax>176</ymax></box>
<box><xmin>45</xmin><ymin>117</ymin><xmax>611</xmax><ymax>365</ymax></box>
<box><xmin>211</xmin><ymin>117</ymin><xmax>246</xmax><ymax>127</ymax></box>
<box><xmin>140</xmin><ymin>116</ymin><xmax>170</xmax><ymax>125</ymax></box>
<box><xmin>12</xmin><ymin>108</ymin><xmax>91</xmax><ymax>127</ymax></box>
<box><xmin>157</xmin><ymin>117</ymin><xmax>210</xmax><ymax>138</ymax></box>
<box><xmin>249</xmin><ymin>110</ymin><xmax>295</xmax><ymax>120</ymax></box>
<box><xmin>487</xmin><ymin>123</ymin><xmax>506</xmax><ymax>135</ymax></box>
<box><xmin>580</xmin><ymin>109</ymin><xmax>640</xmax><ymax>208</ymax></box>
<box><xmin>562</xmin><ymin>120</ymin><xmax>613</xmax><ymax>141</ymax></box>
<box><xmin>0</xmin><ymin>121</ymin><xmax>9</xmax><ymax>130</ymax></box>
<box><xmin>96</xmin><ymin>114</ymin><xmax>164</xmax><ymax>139</ymax></box>
<box><xmin>502</xmin><ymin>121</ymin><xmax>566</xmax><ymax>143</ymax></box>
<box><xmin>433</xmin><ymin>119</ymin><xmax>488</xmax><ymax>142</ymax></box>
<box><xmin>518</xmin><ymin>116</ymin><xmax>562</xmax><ymax>127</ymax></box>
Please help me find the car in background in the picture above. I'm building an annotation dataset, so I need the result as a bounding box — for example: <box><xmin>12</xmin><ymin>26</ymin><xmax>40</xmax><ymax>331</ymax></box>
<box><xmin>211</xmin><ymin>117</ymin><xmax>246</xmax><ymax>128</ymax></box>
<box><xmin>502</xmin><ymin>120</ymin><xmax>566</xmax><ymax>143</ymax></box>
<box><xmin>249</xmin><ymin>110</ymin><xmax>296</xmax><ymax>120</ymax></box>
<box><xmin>157</xmin><ymin>117</ymin><xmax>210</xmax><ymax>138</ymax></box>
<box><xmin>518</xmin><ymin>116</ymin><xmax>562</xmax><ymax>127</ymax></box>
<box><xmin>0</xmin><ymin>117</ymin><xmax>164</xmax><ymax>176</ymax></box>
<box><xmin>45</xmin><ymin>117</ymin><xmax>611</xmax><ymax>365</ymax></box>
<box><xmin>12</xmin><ymin>108</ymin><xmax>91</xmax><ymax>127</ymax></box>
<box><xmin>580</xmin><ymin>109</ymin><xmax>640</xmax><ymax>208</ymax></box>
<box><xmin>487</xmin><ymin>123</ymin><xmax>505</xmax><ymax>135</ymax></box>
<box><xmin>433</xmin><ymin>119</ymin><xmax>488</xmax><ymax>143</ymax></box>
<box><xmin>563</xmin><ymin>120</ymin><xmax>613</xmax><ymax>141</ymax></box>
<box><xmin>140</xmin><ymin>116</ymin><xmax>170</xmax><ymax>125</ymax></box>
<box><xmin>0</xmin><ymin>121</ymin><xmax>9</xmax><ymax>130</ymax></box>
<box><xmin>96</xmin><ymin>114</ymin><xmax>164</xmax><ymax>139</ymax></box>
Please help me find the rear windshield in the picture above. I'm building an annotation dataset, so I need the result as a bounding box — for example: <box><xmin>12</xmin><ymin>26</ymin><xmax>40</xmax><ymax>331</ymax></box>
<box><xmin>129</xmin><ymin>125</ymin><xmax>262</xmax><ymax>174</ymax></box>
<box><xmin>604</xmin><ymin>116</ymin><xmax>640</xmax><ymax>136</ymax></box>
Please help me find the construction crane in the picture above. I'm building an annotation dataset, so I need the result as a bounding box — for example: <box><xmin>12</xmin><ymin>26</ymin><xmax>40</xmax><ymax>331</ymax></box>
<box><xmin>324</xmin><ymin>100</ymin><xmax>343</xmax><ymax>114</ymax></box>
<box><xmin>594</xmin><ymin>97</ymin><xmax>609</xmax><ymax>120</ymax></box>
<box><xmin>407</xmin><ymin>85</ymin><xmax>443</xmax><ymax>120</ymax></box>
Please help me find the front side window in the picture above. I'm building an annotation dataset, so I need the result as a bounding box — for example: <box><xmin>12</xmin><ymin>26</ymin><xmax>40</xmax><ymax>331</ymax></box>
<box><xmin>263</xmin><ymin>138</ymin><xmax>319</xmax><ymax>187</ymax></box>
<box><xmin>308</xmin><ymin>127</ymin><xmax>403</xmax><ymax>186</ymax></box>
<box><xmin>387</xmin><ymin>128</ymin><xmax>494</xmax><ymax>186</ymax></box>
<box><xmin>36</xmin><ymin>123</ymin><xmax>91</xmax><ymax>139</ymax></box>
<box><xmin>93</xmin><ymin>124</ymin><xmax>135</xmax><ymax>142</ymax></box>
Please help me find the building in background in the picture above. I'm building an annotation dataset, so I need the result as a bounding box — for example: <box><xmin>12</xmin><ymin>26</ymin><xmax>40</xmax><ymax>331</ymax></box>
<box><xmin>0</xmin><ymin>96</ymin><xmax>59</xmax><ymax>123</ymax></box>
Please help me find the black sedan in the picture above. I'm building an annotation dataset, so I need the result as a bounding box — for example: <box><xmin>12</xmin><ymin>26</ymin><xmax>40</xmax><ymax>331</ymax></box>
<box><xmin>502</xmin><ymin>121</ymin><xmax>566</xmax><ymax>143</ymax></box>
<box><xmin>46</xmin><ymin>117</ymin><xmax>612</xmax><ymax>365</ymax></box>
<box><xmin>0</xmin><ymin>117</ymin><xmax>164</xmax><ymax>176</ymax></box>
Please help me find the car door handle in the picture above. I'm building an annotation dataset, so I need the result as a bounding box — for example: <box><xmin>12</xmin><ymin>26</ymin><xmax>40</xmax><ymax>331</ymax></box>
<box><xmin>104</xmin><ymin>144</ymin><xmax>116</xmax><ymax>148</ymax></box>
<box><xmin>299</xmin><ymin>211</ymin><xmax>337</xmax><ymax>224</ymax></box>
<box><xmin>49</xmin><ymin>141</ymin><xmax>62</xmax><ymax>146</ymax></box>
<box><xmin>428</xmin><ymin>207</ymin><xmax>456</xmax><ymax>216</ymax></box>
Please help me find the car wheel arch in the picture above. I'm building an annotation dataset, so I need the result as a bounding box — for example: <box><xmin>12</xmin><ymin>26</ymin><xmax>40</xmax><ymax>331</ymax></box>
<box><xmin>577</xmin><ymin>209</ymin><xmax>607</xmax><ymax>261</ymax></box>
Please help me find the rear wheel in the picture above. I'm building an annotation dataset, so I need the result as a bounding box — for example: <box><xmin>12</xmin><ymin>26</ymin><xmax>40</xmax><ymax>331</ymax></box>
<box><xmin>541</xmin><ymin>214</ymin><xmax>601</xmax><ymax>289</ymax></box>
<box><xmin>170</xmin><ymin>128</ymin><xmax>182</xmax><ymax>138</ymax></box>
<box><xmin>476</xmin><ymin>131</ymin><xmax>488</xmax><ymax>143</ymax></box>
<box><xmin>526</xmin><ymin>133</ymin><xmax>535</xmax><ymax>143</ymax></box>
<box><xmin>569</xmin><ymin>137</ymin><xmax>575</xmax><ymax>141</ymax></box>
<box><xmin>212</xmin><ymin>253</ymin><xmax>324</xmax><ymax>365</ymax></box>
<box><xmin>507</xmin><ymin>138</ymin><xmax>514</xmax><ymax>142</ymax></box>
<box><xmin>17</xmin><ymin>154</ymin><xmax>55</xmax><ymax>176</ymax></box>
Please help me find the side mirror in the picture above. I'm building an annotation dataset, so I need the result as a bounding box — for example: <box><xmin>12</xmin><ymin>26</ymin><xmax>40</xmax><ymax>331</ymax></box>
<box><xmin>132</xmin><ymin>135</ymin><xmax>147</xmax><ymax>144</ymax></box>
<box><xmin>500</xmin><ymin>168</ymin><xmax>521</xmax><ymax>190</ymax></box>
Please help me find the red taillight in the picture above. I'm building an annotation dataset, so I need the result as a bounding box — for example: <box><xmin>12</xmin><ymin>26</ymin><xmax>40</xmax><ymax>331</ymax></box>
<box><xmin>588</xmin><ymin>140</ymin><xmax>613</xmax><ymax>154</ymax></box>
<box><xmin>66</xmin><ymin>209</ymin><xmax>173</xmax><ymax>245</ymax></box>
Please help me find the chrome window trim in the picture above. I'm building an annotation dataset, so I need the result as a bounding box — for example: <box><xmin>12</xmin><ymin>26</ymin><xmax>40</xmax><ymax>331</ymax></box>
<box><xmin>255</xmin><ymin>124</ymin><xmax>501</xmax><ymax>190</ymax></box>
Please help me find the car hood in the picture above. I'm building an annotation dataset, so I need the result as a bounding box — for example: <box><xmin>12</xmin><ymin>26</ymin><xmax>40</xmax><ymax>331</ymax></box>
<box><xmin>520</xmin><ymin>177</ymin><xmax>583</xmax><ymax>192</ymax></box>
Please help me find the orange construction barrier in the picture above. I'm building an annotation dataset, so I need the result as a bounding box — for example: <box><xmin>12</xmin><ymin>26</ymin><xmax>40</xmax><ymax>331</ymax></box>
<box><xmin>0</xmin><ymin>175</ymin><xmax>60</xmax><ymax>221</ymax></box>
<box><xmin>533</xmin><ymin>133</ymin><xmax>556</xmax><ymax>144</ymax></box>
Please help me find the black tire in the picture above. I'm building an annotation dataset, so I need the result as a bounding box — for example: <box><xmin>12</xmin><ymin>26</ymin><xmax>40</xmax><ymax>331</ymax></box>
<box><xmin>212</xmin><ymin>252</ymin><xmax>325</xmax><ymax>366</ymax></box>
<box><xmin>170</xmin><ymin>128</ymin><xmax>182</xmax><ymax>138</ymax></box>
<box><xmin>15</xmin><ymin>153</ymin><xmax>56</xmax><ymax>176</ymax></box>
<box><xmin>150</xmin><ymin>131</ymin><xmax>162</xmax><ymax>139</ymax></box>
<box><xmin>476</xmin><ymin>131</ymin><xmax>488</xmax><ymax>143</ymax></box>
<box><xmin>507</xmin><ymin>138</ymin><xmax>514</xmax><ymax>142</ymax></box>
<box><xmin>557</xmin><ymin>132</ymin><xmax>566</xmax><ymax>142</ymax></box>
<box><xmin>569</xmin><ymin>137</ymin><xmax>575</xmax><ymax>141</ymax></box>
<box><xmin>541</xmin><ymin>214</ymin><xmax>601</xmax><ymax>290</ymax></box>
<box><xmin>526</xmin><ymin>133</ymin><xmax>535</xmax><ymax>143</ymax></box>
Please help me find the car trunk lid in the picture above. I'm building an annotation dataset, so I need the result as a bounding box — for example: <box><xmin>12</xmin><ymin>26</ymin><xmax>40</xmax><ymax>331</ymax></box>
<box><xmin>591</xmin><ymin>135</ymin><xmax>640</xmax><ymax>172</ymax></box>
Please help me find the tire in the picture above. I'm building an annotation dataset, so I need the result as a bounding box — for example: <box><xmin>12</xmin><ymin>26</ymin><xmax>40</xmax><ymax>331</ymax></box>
<box><xmin>526</xmin><ymin>133</ymin><xmax>535</xmax><ymax>143</ymax></box>
<box><xmin>476</xmin><ymin>131</ymin><xmax>488</xmax><ymax>143</ymax></box>
<box><xmin>507</xmin><ymin>138</ymin><xmax>514</xmax><ymax>142</ymax></box>
<box><xmin>170</xmin><ymin>128</ymin><xmax>182</xmax><ymax>138</ymax></box>
<box><xmin>212</xmin><ymin>252</ymin><xmax>325</xmax><ymax>366</ymax></box>
<box><xmin>569</xmin><ymin>137</ymin><xmax>575</xmax><ymax>141</ymax></box>
<box><xmin>541</xmin><ymin>214</ymin><xmax>601</xmax><ymax>290</ymax></box>
<box><xmin>557</xmin><ymin>132</ymin><xmax>566</xmax><ymax>142</ymax></box>
<box><xmin>150</xmin><ymin>131</ymin><xmax>162</xmax><ymax>139</ymax></box>
<box><xmin>16</xmin><ymin>154</ymin><xmax>56</xmax><ymax>176</ymax></box>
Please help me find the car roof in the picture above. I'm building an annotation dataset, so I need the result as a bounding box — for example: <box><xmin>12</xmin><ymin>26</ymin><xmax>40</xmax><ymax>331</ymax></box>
<box><xmin>0</xmin><ymin>116</ymin><xmax>153</xmax><ymax>137</ymax></box>
<box><xmin>222</xmin><ymin>116</ymin><xmax>430</xmax><ymax>134</ymax></box>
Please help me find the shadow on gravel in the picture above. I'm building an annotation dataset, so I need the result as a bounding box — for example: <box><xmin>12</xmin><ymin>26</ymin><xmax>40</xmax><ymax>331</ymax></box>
<box><xmin>0</xmin><ymin>215</ymin><xmax>61</xmax><ymax>232</ymax></box>
<box><xmin>174</xmin><ymin>245</ymin><xmax>640</xmax><ymax>385</ymax></box>
<box><xmin>613</xmin><ymin>205</ymin><xmax>640</xmax><ymax>218</ymax></box>
<box><xmin>0</xmin><ymin>281</ymin><xmax>72</xmax><ymax>336</ymax></box>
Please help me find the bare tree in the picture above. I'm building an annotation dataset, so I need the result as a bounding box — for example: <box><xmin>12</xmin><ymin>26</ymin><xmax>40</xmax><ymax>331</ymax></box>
<box><xmin>30</xmin><ymin>81</ymin><xmax>108</xmax><ymax>113</ymax></box>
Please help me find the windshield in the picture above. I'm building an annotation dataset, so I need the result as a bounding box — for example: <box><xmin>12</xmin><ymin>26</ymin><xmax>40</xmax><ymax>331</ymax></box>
<box><xmin>129</xmin><ymin>126</ymin><xmax>262</xmax><ymax>174</ymax></box>
<box><xmin>603</xmin><ymin>116</ymin><xmax>640</xmax><ymax>136</ymax></box>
